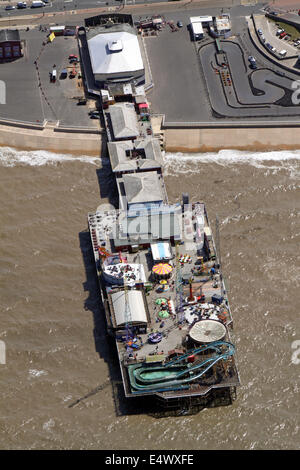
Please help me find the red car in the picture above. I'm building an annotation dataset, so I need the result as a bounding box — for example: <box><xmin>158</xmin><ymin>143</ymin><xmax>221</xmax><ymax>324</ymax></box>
<box><xmin>279</xmin><ymin>32</ymin><xmax>287</xmax><ymax>39</ymax></box>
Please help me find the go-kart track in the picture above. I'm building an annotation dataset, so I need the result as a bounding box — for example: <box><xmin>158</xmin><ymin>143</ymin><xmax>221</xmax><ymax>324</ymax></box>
<box><xmin>199</xmin><ymin>39</ymin><xmax>300</xmax><ymax>119</ymax></box>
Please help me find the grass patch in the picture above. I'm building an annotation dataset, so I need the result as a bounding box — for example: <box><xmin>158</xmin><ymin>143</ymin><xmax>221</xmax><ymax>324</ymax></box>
<box><xmin>268</xmin><ymin>18</ymin><xmax>300</xmax><ymax>41</ymax></box>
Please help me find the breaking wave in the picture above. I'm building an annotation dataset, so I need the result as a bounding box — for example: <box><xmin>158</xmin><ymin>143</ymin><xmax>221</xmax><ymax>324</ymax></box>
<box><xmin>164</xmin><ymin>149</ymin><xmax>300</xmax><ymax>177</ymax></box>
<box><xmin>0</xmin><ymin>147</ymin><xmax>101</xmax><ymax>167</ymax></box>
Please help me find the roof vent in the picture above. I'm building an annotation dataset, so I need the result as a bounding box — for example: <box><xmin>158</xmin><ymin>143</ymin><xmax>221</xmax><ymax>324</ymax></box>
<box><xmin>108</xmin><ymin>40</ymin><xmax>123</xmax><ymax>52</ymax></box>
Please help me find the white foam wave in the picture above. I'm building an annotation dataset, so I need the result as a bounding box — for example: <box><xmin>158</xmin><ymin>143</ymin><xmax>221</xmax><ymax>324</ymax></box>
<box><xmin>0</xmin><ymin>146</ymin><xmax>101</xmax><ymax>167</ymax></box>
<box><xmin>165</xmin><ymin>149</ymin><xmax>300</xmax><ymax>164</ymax></box>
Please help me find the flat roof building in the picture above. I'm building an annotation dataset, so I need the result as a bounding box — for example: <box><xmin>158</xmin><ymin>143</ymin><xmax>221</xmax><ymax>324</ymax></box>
<box><xmin>214</xmin><ymin>15</ymin><xmax>231</xmax><ymax>34</ymax></box>
<box><xmin>190</xmin><ymin>18</ymin><xmax>204</xmax><ymax>40</ymax></box>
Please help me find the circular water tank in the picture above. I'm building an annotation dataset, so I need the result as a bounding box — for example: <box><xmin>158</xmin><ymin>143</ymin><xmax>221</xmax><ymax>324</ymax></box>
<box><xmin>189</xmin><ymin>320</ymin><xmax>226</xmax><ymax>344</ymax></box>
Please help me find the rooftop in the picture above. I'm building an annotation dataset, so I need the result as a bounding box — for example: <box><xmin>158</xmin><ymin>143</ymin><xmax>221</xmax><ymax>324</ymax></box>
<box><xmin>0</xmin><ymin>30</ymin><xmax>20</xmax><ymax>43</ymax></box>
<box><xmin>121</xmin><ymin>171</ymin><xmax>164</xmax><ymax>205</ymax></box>
<box><xmin>108</xmin><ymin>137</ymin><xmax>163</xmax><ymax>173</ymax></box>
<box><xmin>109</xmin><ymin>102</ymin><xmax>140</xmax><ymax>140</ymax></box>
<box><xmin>87</xmin><ymin>27</ymin><xmax>144</xmax><ymax>76</ymax></box>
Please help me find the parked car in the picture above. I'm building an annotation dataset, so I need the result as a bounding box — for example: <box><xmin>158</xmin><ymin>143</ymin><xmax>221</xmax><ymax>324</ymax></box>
<box><xmin>60</xmin><ymin>69</ymin><xmax>68</xmax><ymax>79</ymax></box>
<box><xmin>276</xmin><ymin>29</ymin><xmax>284</xmax><ymax>36</ymax></box>
<box><xmin>5</xmin><ymin>5</ymin><xmax>16</xmax><ymax>9</ymax></box>
<box><xmin>177</xmin><ymin>21</ymin><xmax>183</xmax><ymax>28</ymax></box>
<box><xmin>17</xmin><ymin>2</ymin><xmax>27</xmax><ymax>8</ymax></box>
<box><xmin>257</xmin><ymin>28</ymin><xmax>263</xmax><ymax>35</ymax></box>
<box><xmin>89</xmin><ymin>110</ymin><xmax>100</xmax><ymax>116</ymax></box>
<box><xmin>279</xmin><ymin>32</ymin><xmax>287</xmax><ymax>39</ymax></box>
<box><xmin>266</xmin><ymin>42</ymin><xmax>273</xmax><ymax>50</ymax></box>
<box><xmin>90</xmin><ymin>112</ymin><xmax>100</xmax><ymax>119</ymax></box>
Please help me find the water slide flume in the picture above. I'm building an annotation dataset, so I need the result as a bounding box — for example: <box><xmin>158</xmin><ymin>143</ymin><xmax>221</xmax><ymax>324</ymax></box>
<box><xmin>128</xmin><ymin>341</ymin><xmax>235</xmax><ymax>392</ymax></box>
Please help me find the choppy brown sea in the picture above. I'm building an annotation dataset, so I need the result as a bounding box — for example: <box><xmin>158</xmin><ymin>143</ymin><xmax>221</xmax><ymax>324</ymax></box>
<box><xmin>0</xmin><ymin>146</ymin><xmax>299</xmax><ymax>450</ymax></box>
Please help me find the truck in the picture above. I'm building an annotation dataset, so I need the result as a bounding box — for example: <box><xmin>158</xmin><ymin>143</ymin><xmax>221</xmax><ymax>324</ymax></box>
<box><xmin>31</xmin><ymin>1</ymin><xmax>45</xmax><ymax>8</ymax></box>
<box><xmin>190</xmin><ymin>18</ymin><xmax>204</xmax><ymax>41</ymax></box>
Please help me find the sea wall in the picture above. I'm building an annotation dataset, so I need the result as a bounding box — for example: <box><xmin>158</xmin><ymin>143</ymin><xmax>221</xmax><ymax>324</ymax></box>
<box><xmin>1</xmin><ymin>120</ymin><xmax>300</xmax><ymax>155</ymax></box>
<box><xmin>0</xmin><ymin>123</ymin><xmax>103</xmax><ymax>155</ymax></box>
<box><xmin>164</xmin><ymin>126</ymin><xmax>300</xmax><ymax>152</ymax></box>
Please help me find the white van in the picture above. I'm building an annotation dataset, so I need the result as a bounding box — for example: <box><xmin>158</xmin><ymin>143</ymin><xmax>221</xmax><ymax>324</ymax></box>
<box><xmin>279</xmin><ymin>49</ymin><xmax>287</xmax><ymax>57</ymax></box>
<box><xmin>31</xmin><ymin>1</ymin><xmax>45</xmax><ymax>7</ymax></box>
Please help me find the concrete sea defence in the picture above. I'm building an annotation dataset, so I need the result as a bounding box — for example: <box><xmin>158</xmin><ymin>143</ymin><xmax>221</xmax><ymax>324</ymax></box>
<box><xmin>164</xmin><ymin>125</ymin><xmax>300</xmax><ymax>153</ymax></box>
<box><xmin>1</xmin><ymin>118</ymin><xmax>300</xmax><ymax>154</ymax></box>
<box><xmin>0</xmin><ymin>120</ymin><xmax>104</xmax><ymax>155</ymax></box>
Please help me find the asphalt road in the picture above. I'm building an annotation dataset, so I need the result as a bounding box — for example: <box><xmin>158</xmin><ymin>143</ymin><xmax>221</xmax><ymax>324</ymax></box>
<box><xmin>0</xmin><ymin>0</ymin><xmax>251</xmax><ymax>19</ymax></box>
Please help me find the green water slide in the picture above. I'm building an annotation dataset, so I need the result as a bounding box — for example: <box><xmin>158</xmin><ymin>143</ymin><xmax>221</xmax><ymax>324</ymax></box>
<box><xmin>128</xmin><ymin>341</ymin><xmax>235</xmax><ymax>393</ymax></box>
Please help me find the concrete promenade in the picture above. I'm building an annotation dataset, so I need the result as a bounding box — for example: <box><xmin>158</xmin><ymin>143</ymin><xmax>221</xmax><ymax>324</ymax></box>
<box><xmin>0</xmin><ymin>1</ymin><xmax>300</xmax><ymax>154</ymax></box>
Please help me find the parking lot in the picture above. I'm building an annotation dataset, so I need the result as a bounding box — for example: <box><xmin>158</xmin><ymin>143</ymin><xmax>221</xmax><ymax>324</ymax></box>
<box><xmin>0</xmin><ymin>27</ymin><xmax>98</xmax><ymax>127</ymax></box>
<box><xmin>254</xmin><ymin>14</ymin><xmax>300</xmax><ymax>57</ymax></box>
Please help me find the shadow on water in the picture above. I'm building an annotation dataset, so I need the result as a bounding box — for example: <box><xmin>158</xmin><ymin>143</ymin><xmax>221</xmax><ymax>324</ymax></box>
<box><xmin>76</xmin><ymin>228</ymin><xmax>155</xmax><ymax>416</ymax></box>
<box><xmin>71</xmin><ymin>137</ymin><xmax>145</xmax><ymax>415</ymax></box>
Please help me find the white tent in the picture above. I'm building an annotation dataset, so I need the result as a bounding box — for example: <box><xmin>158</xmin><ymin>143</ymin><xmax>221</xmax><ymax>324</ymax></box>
<box><xmin>111</xmin><ymin>290</ymin><xmax>148</xmax><ymax>327</ymax></box>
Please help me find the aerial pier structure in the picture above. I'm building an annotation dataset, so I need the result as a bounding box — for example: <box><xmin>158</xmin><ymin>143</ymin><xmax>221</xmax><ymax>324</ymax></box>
<box><xmin>86</xmin><ymin>13</ymin><xmax>240</xmax><ymax>414</ymax></box>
